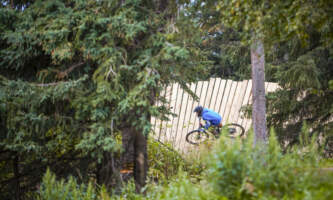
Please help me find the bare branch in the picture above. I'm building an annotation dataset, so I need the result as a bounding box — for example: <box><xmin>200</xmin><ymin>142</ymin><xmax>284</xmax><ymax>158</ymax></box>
<box><xmin>34</xmin><ymin>62</ymin><xmax>85</xmax><ymax>86</ymax></box>
<box><xmin>107</xmin><ymin>65</ymin><xmax>117</xmax><ymax>78</ymax></box>
<box><xmin>56</xmin><ymin>62</ymin><xmax>85</xmax><ymax>79</ymax></box>
<box><xmin>34</xmin><ymin>81</ymin><xmax>70</xmax><ymax>87</ymax></box>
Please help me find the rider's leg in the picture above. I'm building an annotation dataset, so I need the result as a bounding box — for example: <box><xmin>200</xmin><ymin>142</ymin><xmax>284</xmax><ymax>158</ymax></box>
<box><xmin>217</xmin><ymin>123</ymin><xmax>222</xmax><ymax>135</ymax></box>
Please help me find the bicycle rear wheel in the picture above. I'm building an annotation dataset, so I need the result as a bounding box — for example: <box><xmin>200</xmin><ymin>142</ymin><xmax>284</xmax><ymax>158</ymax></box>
<box><xmin>185</xmin><ymin>130</ymin><xmax>209</xmax><ymax>145</ymax></box>
<box><xmin>223</xmin><ymin>123</ymin><xmax>245</xmax><ymax>138</ymax></box>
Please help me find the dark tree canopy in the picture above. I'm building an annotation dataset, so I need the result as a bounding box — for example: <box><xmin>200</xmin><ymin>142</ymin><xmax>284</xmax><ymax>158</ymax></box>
<box><xmin>0</xmin><ymin>0</ymin><xmax>209</xmax><ymax>198</ymax></box>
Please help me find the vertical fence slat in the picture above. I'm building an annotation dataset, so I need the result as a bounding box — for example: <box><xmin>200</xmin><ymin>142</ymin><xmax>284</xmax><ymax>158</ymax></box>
<box><xmin>184</xmin><ymin>83</ymin><xmax>199</xmax><ymax>136</ymax></box>
<box><xmin>151</xmin><ymin>90</ymin><xmax>161</xmax><ymax>137</ymax></box>
<box><xmin>239</xmin><ymin>80</ymin><xmax>252</xmax><ymax>130</ymax></box>
<box><xmin>267</xmin><ymin>82</ymin><xmax>278</xmax><ymax>93</ymax></box>
<box><xmin>181</xmin><ymin>82</ymin><xmax>198</xmax><ymax>153</ymax></box>
<box><xmin>213</xmin><ymin>79</ymin><xmax>225</xmax><ymax>113</ymax></box>
<box><xmin>171</xmin><ymin>84</ymin><xmax>182</xmax><ymax>146</ymax></box>
<box><xmin>157</xmin><ymin>87</ymin><xmax>168</xmax><ymax>141</ymax></box>
<box><xmin>205</xmin><ymin>78</ymin><xmax>216</xmax><ymax>109</ymax></box>
<box><xmin>212</xmin><ymin>78</ymin><xmax>222</xmax><ymax>110</ymax></box>
<box><xmin>265</xmin><ymin>82</ymin><xmax>270</xmax><ymax>92</ymax></box>
<box><xmin>191</xmin><ymin>81</ymin><xmax>205</xmax><ymax>154</ymax></box>
<box><xmin>222</xmin><ymin>81</ymin><xmax>237</xmax><ymax>123</ymax></box>
<box><xmin>167</xmin><ymin>83</ymin><xmax>180</xmax><ymax>143</ymax></box>
<box><xmin>226</xmin><ymin>81</ymin><xmax>239</xmax><ymax>123</ymax></box>
<box><xmin>161</xmin><ymin>85</ymin><xmax>174</xmax><ymax>142</ymax></box>
<box><xmin>182</xmin><ymin>82</ymin><xmax>200</xmax><ymax>152</ymax></box>
<box><xmin>191</xmin><ymin>81</ymin><xmax>204</xmax><ymax>132</ymax></box>
<box><xmin>202</xmin><ymin>79</ymin><xmax>212</xmax><ymax>109</ymax></box>
<box><xmin>174</xmin><ymin>87</ymin><xmax>187</xmax><ymax>149</ymax></box>
<box><xmin>244</xmin><ymin>90</ymin><xmax>253</xmax><ymax>131</ymax></box>
<box><xmin>152</xmin><ymin>94</ymin><xmax>163</xmax><ymax>139</ymax></box>
<box><xmin>194</xmin><ymin>80</ymin><xmax>209</xmax><ymax>129</ymax></box>
<box><xmin>218</xmin><ymin>80</ymin><xmax>232</xmax><ymax>122</ymax></box>
<box><xmin>231</xmin><ymin>80</ymin><xmax>248</xmax><ymax>124</ymax></box>
<box><xmin>238</xmin><ymin>80</ymin><xmax>250</xmax><ymax>127</ymax></box>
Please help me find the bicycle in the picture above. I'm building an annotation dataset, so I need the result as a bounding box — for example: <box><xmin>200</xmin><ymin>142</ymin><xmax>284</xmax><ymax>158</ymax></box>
<box><xmin>185</xmin><ymin>120</ymin><xmax>245</xmax><ymax>145</ymax></box>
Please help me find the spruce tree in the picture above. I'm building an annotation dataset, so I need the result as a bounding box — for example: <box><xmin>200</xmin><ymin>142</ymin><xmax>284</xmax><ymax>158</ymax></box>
<box><xmin>0</xmin><ymin>0</ymin><xmax>208</xmax><ymax>197</ymax></box>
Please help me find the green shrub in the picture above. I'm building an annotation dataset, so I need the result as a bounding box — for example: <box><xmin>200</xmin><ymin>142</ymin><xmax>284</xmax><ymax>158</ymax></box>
<box><xmin>147</xmin><ymin>138</ymin><xmax>185</xmax><ymax>181</ymax></box>
<box><xmin>206</xmin><ymin>130</ymin><xmax>333</xmax><ymax>199</ymax></box>
<box><xmin>38</xmin><ymin>169</ymin><xmax>97</xmax><ymax>200</ymax></box>
<box><xmin>145</xmin><ymin>171</ymin><xmax>223</xmax><ymax>200</ymax></box>
<box><xmin>148</xmin><ymin>138</ymin><xmax>207</xmax><ymax>183</ymax></box>
<box><xmin>38</xmin><ymin>131</ymin><xmax>333</xmax><ymax>200</ymax></box>
<box><xmin>38</xmin><ymin>169</ymin><xmax>142</xmax><ymax>200</ymax></box>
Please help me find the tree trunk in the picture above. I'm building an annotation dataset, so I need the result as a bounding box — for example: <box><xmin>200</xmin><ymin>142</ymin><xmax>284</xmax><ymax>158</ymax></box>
<box><xmin>133</xmin><ymin>129</ymin><xmax>148</xmax><ymax>193</ymax></box>
<box><xmin>251</xmin><ymin>39</ymin><xmax>267</xmax><ymax>146</ymax></box>
<box><xmin>13</xmin><ymin>155</ymin><xmax>21</xmax><ymax>200</ymax></box>
<box><xmin>121</xmin><ymin>126</ymin><xmax>148</xmax><ymax>193</ymax></box>
<box><xmin>96</xmin><ymin>152</ymin><xmax>121</xmax><ymax>189</ymax></box>
<box><xmin>121</xmin><ymin>127</ymin><xmax>135</xmax><ymax>182</ymax></box>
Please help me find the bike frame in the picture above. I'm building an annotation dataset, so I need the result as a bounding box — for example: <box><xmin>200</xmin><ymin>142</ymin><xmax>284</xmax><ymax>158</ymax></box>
<box><xmin>198</xmin><ymin>118</ymin><xmax>220</xmax><ymax>137</ymax></box>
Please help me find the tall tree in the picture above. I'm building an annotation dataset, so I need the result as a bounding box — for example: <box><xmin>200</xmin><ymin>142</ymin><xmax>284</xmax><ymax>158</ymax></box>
<box><xmin>217</xmin><ymin>0</ymin><xmax>333</xmax><ymax>149</ymax></box>
<box><xmin>216</xmin><ymin>1</ymin><xmax>270</xmax><ymax>145</ymax></box>
<box><xmin>0</xmin><ymin>0</ymin><xmax>208</xmax><ymax>198</ymax></box>
<box><xmin>251</xmin><ymin>39</ymin><xmax>267</xmax><ymax>144</ymax></box>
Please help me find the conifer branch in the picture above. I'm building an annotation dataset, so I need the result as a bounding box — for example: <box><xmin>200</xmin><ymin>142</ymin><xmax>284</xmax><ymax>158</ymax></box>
<box><xmin>56</xmin><ymin>62</ymin><xmax>85</xmax><ymax>79</ymax></box>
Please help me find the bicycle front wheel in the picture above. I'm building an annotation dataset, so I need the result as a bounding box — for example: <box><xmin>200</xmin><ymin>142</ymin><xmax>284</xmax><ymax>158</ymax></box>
<box><xmin>223</xmin><ymin>123</ymin><xmax>245</xmax><ymax>138</ymax></box>
<box><xmin>185</xmin><ymin>130</ymin><xmax>209</xmax><ymax>145</ymax></box>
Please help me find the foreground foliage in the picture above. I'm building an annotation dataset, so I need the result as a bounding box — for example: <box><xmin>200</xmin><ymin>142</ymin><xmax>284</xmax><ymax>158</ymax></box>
<box><xmin>206</xmin><ymin>132</ymin><xmax>333</xmax><ymax>199</ymax></box>
<box><xmin>38</xmin><ymin>132</ymin><xmax>333</xmax><ymax>200</ymax></box>
<box><xmin>147</xmin><ymin>139</ymin><xmax>184</xmax><ymax>181</ymax></box>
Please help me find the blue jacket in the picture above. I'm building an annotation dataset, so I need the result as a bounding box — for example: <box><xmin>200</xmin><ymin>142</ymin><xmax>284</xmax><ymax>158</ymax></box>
<box><xmin>202</xmin><ymin>108</ymin><xmax>222</xmax><ymax>129</ymax></box>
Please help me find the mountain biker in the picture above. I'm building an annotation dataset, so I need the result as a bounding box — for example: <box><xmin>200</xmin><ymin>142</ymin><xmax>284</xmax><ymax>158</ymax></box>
<box><xmin>193</xmin><ymin>106</ymin><xmax>222</xmax><ymax>132</ymax></box>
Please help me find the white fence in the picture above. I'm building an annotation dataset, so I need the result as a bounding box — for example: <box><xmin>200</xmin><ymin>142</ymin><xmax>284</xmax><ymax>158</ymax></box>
<box><xmin>151</xmin><ymin>78</ymin><xmax>278</xmax><ymax>151</ymax></box>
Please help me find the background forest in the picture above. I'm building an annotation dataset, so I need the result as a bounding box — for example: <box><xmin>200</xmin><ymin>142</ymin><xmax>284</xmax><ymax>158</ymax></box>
<box><xmin>0</xmin><ymin>0</ymin><xmax>332</xmax><ymax>199</ymax></box>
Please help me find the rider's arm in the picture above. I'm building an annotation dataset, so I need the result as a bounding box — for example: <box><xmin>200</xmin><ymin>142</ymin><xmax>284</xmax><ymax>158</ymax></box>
<box><xmin>201</xmin><ymin>112</ymin><xmax>212</xmax><ymax>129</ymax></box>
<box><xmin>204</xmin><ymin>120</ymin><xmax>211</xmax><ymax>129</ymax></box>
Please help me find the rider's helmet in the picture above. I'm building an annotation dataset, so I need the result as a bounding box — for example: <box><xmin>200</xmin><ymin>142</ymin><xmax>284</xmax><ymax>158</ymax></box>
<box><xmin>193</xmin><ymin>106</ymin><xmax>203</xmax><ymax>117</ymax></box>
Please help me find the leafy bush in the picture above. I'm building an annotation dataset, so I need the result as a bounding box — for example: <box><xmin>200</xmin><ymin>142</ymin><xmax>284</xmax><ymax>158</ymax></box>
<box><xmin>38</xmin><ymin>130</ymin><xmax>333</xmax><ymax>200</ymax></box>
<box><xmin>148</xmin><ymin>138</ymin><xmax>206</xmax><ymax>182</ymax></box>
<box><xmin>38</xmin><ymin>169</ymin><xmax>97</xmax><ymax>200</ymax></box>
<box><xmin>145</xmin><ymin>172</ymin><xmax>222</xmax><ymax>200</ymax></box>
<box><xmin>206</xmin><ymin>130</ymin><xmax>333</xmax><ymax>199</ymax></box>
<box><xmin>147</xmin><ymin>139</ymin><xmax>185</xmax><ymax>181</ymax></box>
<box><xmin>38</xmin><ymin>169</ymin><xmax>220</xmax><ymax>200</ymax></box>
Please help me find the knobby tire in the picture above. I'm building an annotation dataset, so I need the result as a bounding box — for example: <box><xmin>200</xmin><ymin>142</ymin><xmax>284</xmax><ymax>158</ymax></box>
<box><xmin>185</xmin><ymin>123</ymin><xmax>245</xmax><ymax>145</ymax></box>
<box><xmin>185</xmin><ymin>130</ymin><xmax>209</xmax><ymax>145</ymax></box>
<box><xmin>223</xmin><ymin>123</ymin><xmax>245</xmax><ymax>137</ymax></box>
